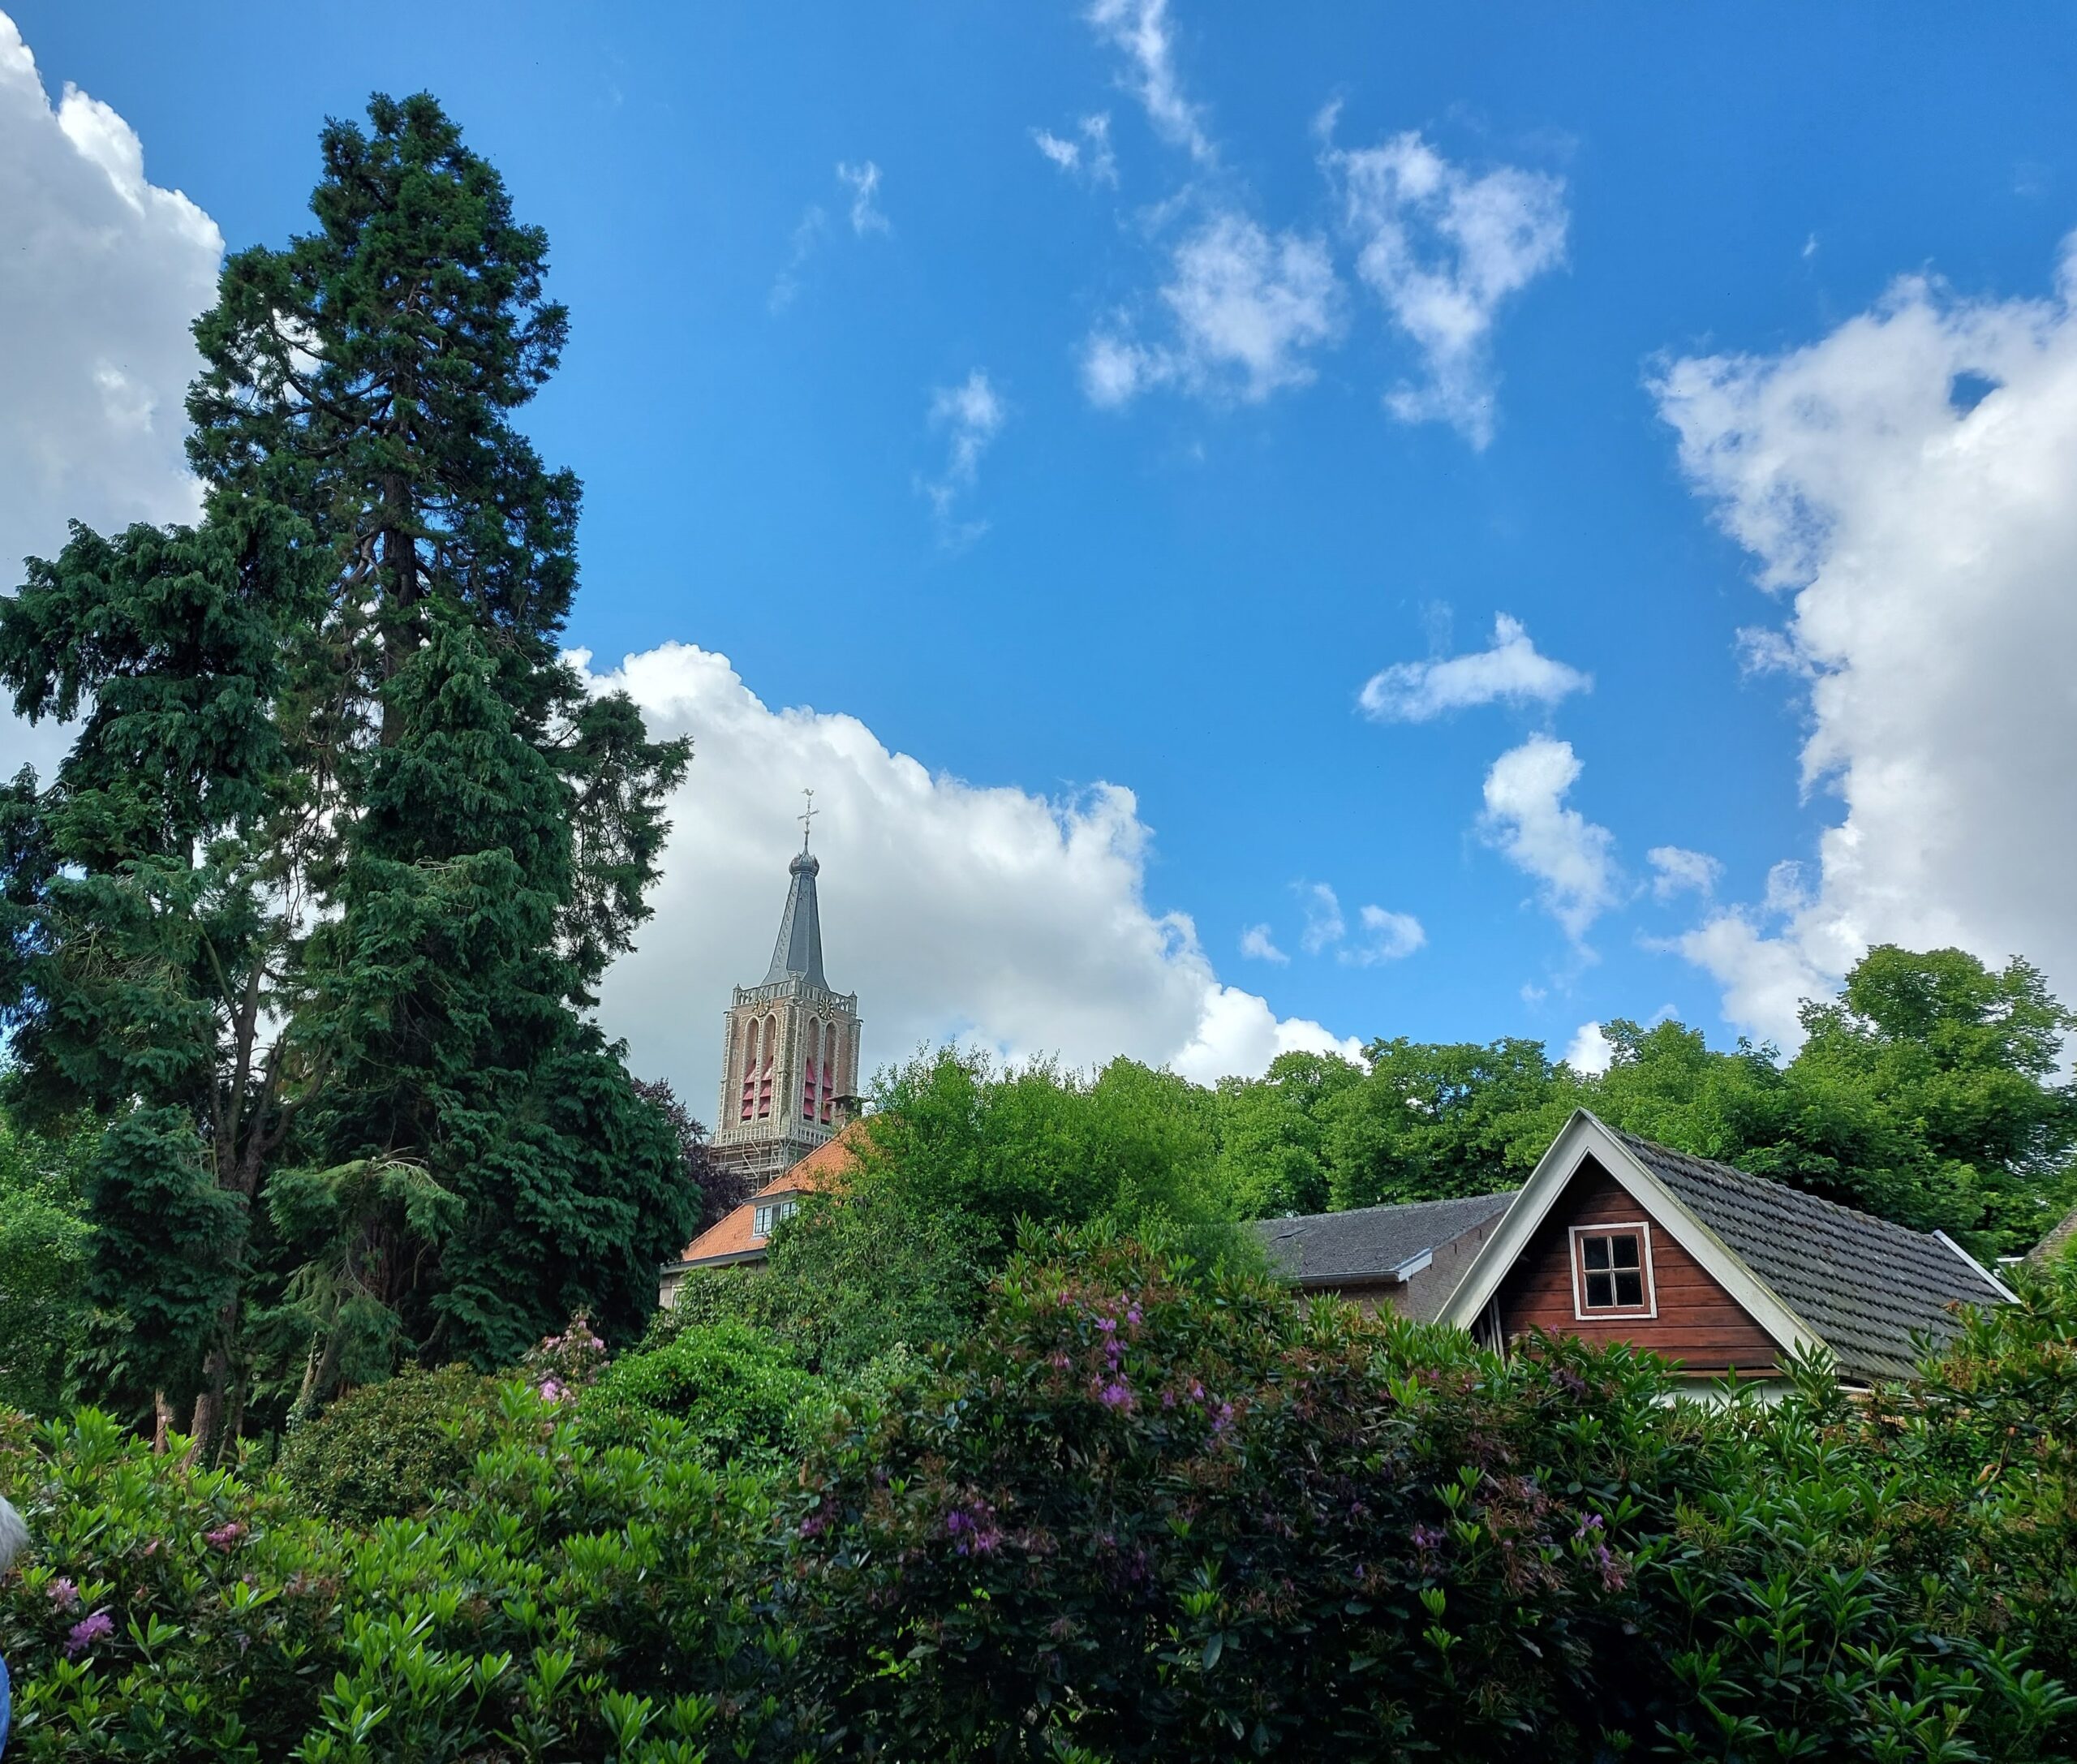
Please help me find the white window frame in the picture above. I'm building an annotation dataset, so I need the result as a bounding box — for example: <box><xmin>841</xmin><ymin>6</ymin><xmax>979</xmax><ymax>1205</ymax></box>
<box><xmin>1568</xmin><ymin>1220</ymin><xmax>1658</xmax><ymax>1321</ymax></box>
<box><xmin>752</xmin><ymin>1199</ymin><xmax>799</xmax><ymax>1241</ymax></box>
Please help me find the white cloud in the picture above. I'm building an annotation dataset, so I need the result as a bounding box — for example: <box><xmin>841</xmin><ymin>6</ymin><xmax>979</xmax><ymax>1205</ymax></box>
<box><xmin>1672</xmin><ymin>912</ymin><xmax>1833</xmax><ymax>1052</ymax></box>
<box><xmin>1358</xmin><ymin>613</ymin><xmax>1591</xmax><ymax>721</ymax></box>
<box><xmin>579</xmin><ymin>643</ymin><xmax>1356</xmax><ymax>1099</ymax></box>
<box><xmin>1480</xmin><ymin>736</ymin><xmax>1620</xmax><ymax>943</ymax></box>
<box><xmin>918</xmin><ymin>369</ymin><xmax>1007</xmax><ymax>543</ymax></box>
<box><xmin>771</xmin><ymin>161</ymin><xmax>887</xmax><ymax>311</ymax></box>
<box><xmin>1239</xmin><ymin>923</ymin><xmax>1288</xmax><ymax>964</ymax></box>
<box><xmin>1344</xmin><ymin>904</ymin><xmax>1426</xmax><ymax>966</ymax></box>
<box><xmin>1085</xmin><ymin>0</ymin><xmax>1213</xmax><ymax>166</ymax></box>
<box><xmin>1033</xmin><ymin>114</ymin><xmax>1118</xmax><ymax>187</ymax></box>
<box><xmin>768</xmin><ymin>206</ymin><xmax>827</xmax><ymax>312</ymax></box>
<box><xmin>836</xmin><ymin>159</ymin><xmax>888</xmax><ymax>235</ymax></box>
<box><xmin>1647</xmin><ymin>845</ymin><xmax>1722</xmax><ymax>902</ymax></box>
<box><xmin>1082</xmin><ymin>211</ymin><xmax>1342</xmax><ymax>407</ymax></box>
<box><xmin>0</xmin><ymin>12</ymin><xmax>221</xmax><ymax>774</ymax></box>
<box><xmin>1324</xmin><ymin>129</ymin><xmax>1567</xmax><ymax>446</ymax></box>
<box><xmin>1296</xmin><ymin>880</ymin><xmax>1347</xmax><ymax>954</ymax></box>
<box><xmin>1655</xmin><ymin>236</ymin><xmax>2077</xmax><ymax>1047</ymax></box>
<box><xmin>1563</xmin><ymin>1020</ymin><xmax>1615</xmax><ymax>1074</ymax></box>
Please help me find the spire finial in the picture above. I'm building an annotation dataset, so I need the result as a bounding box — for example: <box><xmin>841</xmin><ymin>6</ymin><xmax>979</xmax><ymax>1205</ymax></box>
<box><xmin>798</xmin><ymin>786</ymin><xmax>819</xmax><ymax>852</ymax></box>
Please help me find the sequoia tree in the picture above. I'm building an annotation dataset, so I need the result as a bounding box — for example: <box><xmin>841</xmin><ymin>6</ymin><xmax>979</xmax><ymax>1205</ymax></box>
<box><xmin>0</xmin><ymin>94</ymin><xmax>694</xmax><ymax>1450</ymax></box>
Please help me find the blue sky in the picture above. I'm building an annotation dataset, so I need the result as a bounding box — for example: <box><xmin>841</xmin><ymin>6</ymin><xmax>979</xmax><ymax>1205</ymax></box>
<box><xmin>6</xmin><ymin>3</ymin><xmax>2077</xmax><ymax>1095</ymax></box>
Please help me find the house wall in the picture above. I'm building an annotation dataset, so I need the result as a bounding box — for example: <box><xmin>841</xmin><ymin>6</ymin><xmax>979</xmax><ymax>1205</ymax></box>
<box><xmin>1489</xmin><ymin>1157</ymin><xmax>1780</xmax><ymax>1375</ymax></box>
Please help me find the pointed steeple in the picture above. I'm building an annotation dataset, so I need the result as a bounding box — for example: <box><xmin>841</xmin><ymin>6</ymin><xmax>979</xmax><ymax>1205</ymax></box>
<box><xmin>763</xmin><ymin>847</ymin><xmax>828</xmax><ymax>987</ymax></box>
<box><xmin>763</xmin><ymin>788</ymin><xmax>829</xmax><ymax>987</ymax></box>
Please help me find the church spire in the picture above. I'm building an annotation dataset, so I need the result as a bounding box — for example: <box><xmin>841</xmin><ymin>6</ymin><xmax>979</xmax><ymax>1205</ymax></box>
<box><xmin>762</xmin><ymin>790</ymin><xmax>828</xmax><ymax>987</ymax></box>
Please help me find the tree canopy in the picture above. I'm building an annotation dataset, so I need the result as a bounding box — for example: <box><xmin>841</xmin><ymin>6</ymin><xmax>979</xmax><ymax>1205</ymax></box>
<box><xmin>0</xmin><ymin>93</ymin><xmax>692</xmax><ymax>1453</ymax></box>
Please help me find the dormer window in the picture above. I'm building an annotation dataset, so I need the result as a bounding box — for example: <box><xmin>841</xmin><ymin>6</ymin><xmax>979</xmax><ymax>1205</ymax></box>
<box><xmin>751</xmin><ymin>1198</ymin><xmax>800</xmax><ymax>1241</ymax></box>
<box><xmin>1570</xmin><ymin>1223</ymin><xmax>1654</xmax><ymax>1318</ymax></box>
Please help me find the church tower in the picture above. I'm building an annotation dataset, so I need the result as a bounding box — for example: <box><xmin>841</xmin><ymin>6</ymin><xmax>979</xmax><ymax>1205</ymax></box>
<box><xmin>708</xmin><ymin>798</ymin><xmax>863</xmax><ymax>1191</ymax></box>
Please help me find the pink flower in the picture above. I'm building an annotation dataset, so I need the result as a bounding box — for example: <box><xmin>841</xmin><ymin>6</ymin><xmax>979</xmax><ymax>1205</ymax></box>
<box><xmin>47</xmin><ymin>1576</ymin><xmax>80</xmax><ymax>1611</ymax></box>
<box><xmin>1099</xmin><ymin>1381</ymin><xmax>1133</xmax><ymax>1410</ymax></box>
<box><xmin>65</xmin><ymin>1609</ymin><xmax>114</xmax><ymax>1657</ymax></box>
<box><xmin>204</xmin><ymin>1521</ymin><xmax>246</xmax><ymax>1551</ymax></box>
<box><xmin>539</xmin><ymin>1379</ymin><xmax>564</xmax><ymax>1403</ymax></box>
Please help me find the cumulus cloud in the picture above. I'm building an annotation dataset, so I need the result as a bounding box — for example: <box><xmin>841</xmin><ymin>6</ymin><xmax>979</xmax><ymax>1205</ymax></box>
<box><xmin>1033</xmin><ymin>114</ymin><xmax>1118</xmax><ymax>187</ymax></box>
<box><xmin>1324</xmin><ymin>129</ymin><xmax>1567</xmax><ymax>445</ymax></box>
<box><xmin>1239</xmin><ymin>923</ymin><xmax>1288</xmax><ymax>964</ymax></box>
<box><xmin>1346</xmin><ymin>904</ymin><xmax>1426</xmax><ymax>966</ymax></box>
<box><xmin>1480</xmin><ymin>736</ymin><xmax>1620</xmax><ymax>943</ymax></box>
<box><xmin>0</xmin><ymin>12</ymin><xmax>221</xmax><ymax>772</ymax></box>
<box><xmin>918</xmin><ymin>369</ymin><xmax>1007</xmax><ymax>544</ymax></box>
<box><xmin>579</xmin><ymin>643</ymin><xmax>1357</xmax><ymax>1099</ymax></box>
<box><xmin>1563</xmin><ymin>1021</ymin><xmax>1615</xmax><ymax>1074</ymax></box>
<box><xmin>1358</xmin><ymin>613</ymin><xmax>1591</xmax><ymax>722</ymax></box>
<box><xmin>1086</xmin><ymin>0</ymin><xmax>1213</xmax><ymax>165</ymax></box>
<box><xmin>1082</xmin><ymin>211</ymin><xmax>1342</xmax><ymax>407</ymax></box>
<box><xmin>1654</xmin><ymin>236</ymin><xmax>2077</xmax><ymax>1046</ymax></box>
<box><xmin>1647</xmin><ymin>845</ymin><xmax>1722</xmax><ymax>902</ymax></box>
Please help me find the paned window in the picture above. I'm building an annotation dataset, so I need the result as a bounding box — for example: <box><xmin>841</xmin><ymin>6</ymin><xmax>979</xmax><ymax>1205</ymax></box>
<box><xmin>1570</xmin><ymin>1223</ymin><xmax>1654</xmax><ymax>1317</ymax></box>
<box><xmin>752</xmin><ymin>1199</ymin><xmax>799</xmax><ymax>1240</ymax></box>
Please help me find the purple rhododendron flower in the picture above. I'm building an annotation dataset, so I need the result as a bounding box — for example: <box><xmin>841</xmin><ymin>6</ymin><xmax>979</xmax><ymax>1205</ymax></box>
<box><xmin>205</xmin><ymin>1521</ymin><xmax>246</xmax><ymax>1551</ymax></box>
<box><xmin>47</xmin><ymin>1576</ymin><xmax>80</xmax><ymax>1611</ymax></box>
<box><xmin>1100</xmin><ymin>1381</ymin><xmax>1133</xmax><ymax>1410</ymax></box>
<box><xmin>945</xmin><ymin>1507</ymin><xmax>1002</xmax><ymax>1555</ymax></box>
<box><xmin>1410</xmin><ymin>1524</ymin><xmax>1444</xmax><ymax>1550</ymax></box>
<box><xmin>539</xmin><ymin>1379</ymin><xmax>564</xmax><ymax>1403</ymax></box>
<box><xmin>65</xmin><ymin>1609</ymin><xmax>114</xmax><ymax>1656</ymax></box>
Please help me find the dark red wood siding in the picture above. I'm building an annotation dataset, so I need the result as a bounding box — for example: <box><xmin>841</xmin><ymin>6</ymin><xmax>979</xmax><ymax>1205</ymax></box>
<box><xmin>1490</xmin><ymin>1157</ymin><xmax>1779</xmax><ymax>1375</ymax></box>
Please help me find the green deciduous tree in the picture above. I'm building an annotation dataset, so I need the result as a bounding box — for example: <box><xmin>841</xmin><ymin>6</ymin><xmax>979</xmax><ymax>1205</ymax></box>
<box><xmin>1319</xmin><ymin>1035</ymin><xmax>1561</xmax><ymax>1210</ymax></box>
<box><xmin>0</xmin><ymin>1090</ymin><xmax>96</xmax><ymax>1415</ymax></box>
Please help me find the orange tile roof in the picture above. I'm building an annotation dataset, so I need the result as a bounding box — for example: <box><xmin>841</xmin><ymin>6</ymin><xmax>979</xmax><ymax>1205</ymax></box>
<box><xmin>670</xmin><ymin>1119</ymin><xmax>871</xmax><ymax>1268</ymax></box>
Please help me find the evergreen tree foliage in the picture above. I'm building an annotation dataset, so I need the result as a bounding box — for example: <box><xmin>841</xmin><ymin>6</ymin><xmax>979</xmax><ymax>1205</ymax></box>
<box><xmin>0</xmin><ymin>93</ymin><xmax>690</xmax><ymax>1448</ymax></box>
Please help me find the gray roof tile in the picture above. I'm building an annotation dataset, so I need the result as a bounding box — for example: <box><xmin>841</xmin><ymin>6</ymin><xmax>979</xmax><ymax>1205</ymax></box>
<box><xmin>1258</xmin><ymin>1191</ymin><xmax>1516</xmax><ymax>1286</ymax></box>
<box><xmin>1611</xmin><ymin>1128</ymin><xmax>2009</xmax><ymax>1383</ymax></box>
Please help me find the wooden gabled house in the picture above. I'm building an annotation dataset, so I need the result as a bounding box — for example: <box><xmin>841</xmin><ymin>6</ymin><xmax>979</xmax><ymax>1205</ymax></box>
<box><xmin>1437</xmin><ymin>1110</ymin><xmax>2014</xmax><ymax>1386</ymax></box>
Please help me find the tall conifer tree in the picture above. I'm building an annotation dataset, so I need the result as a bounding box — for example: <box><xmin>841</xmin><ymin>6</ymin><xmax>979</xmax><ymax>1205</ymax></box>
<box><xmin>0</xmin><ymin>94</ymin><xmax>694</xmax><ymax>1449</ymax></box>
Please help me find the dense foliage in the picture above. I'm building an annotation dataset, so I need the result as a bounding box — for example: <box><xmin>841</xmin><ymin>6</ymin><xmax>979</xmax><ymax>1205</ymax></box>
<box><xmin>0</xmin><ymin>93</ymin><xmax>692</xmax><ymax>1452</ymax></box>
<box><xmin>0</xmin><ymin>1102</ymin><xmax>94</xmax><ymax>1416</ymax></box>
<box><xmin>2</xmin><ymin>1238</ymin><xmax>2074</xmax><ymax>1761</ymax></box>
<box><xmin>275</xmin><ymin>1362</ymin><xmax>501</xmax><ymax>1526</ymax></box>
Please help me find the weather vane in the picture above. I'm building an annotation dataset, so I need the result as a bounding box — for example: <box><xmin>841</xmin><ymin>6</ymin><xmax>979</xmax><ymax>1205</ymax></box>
<box><xmin>798</xmin><ymin>786</ymin><xmax>819</xmax><ymax>851</ymax></box>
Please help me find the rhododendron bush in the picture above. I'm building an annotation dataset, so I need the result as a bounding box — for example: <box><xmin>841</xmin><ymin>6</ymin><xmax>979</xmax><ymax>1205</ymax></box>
<box><xmin>2</xmin><ymin>1238</ymin><xmax>2075</xmax><ymax>1760</ymax></box>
